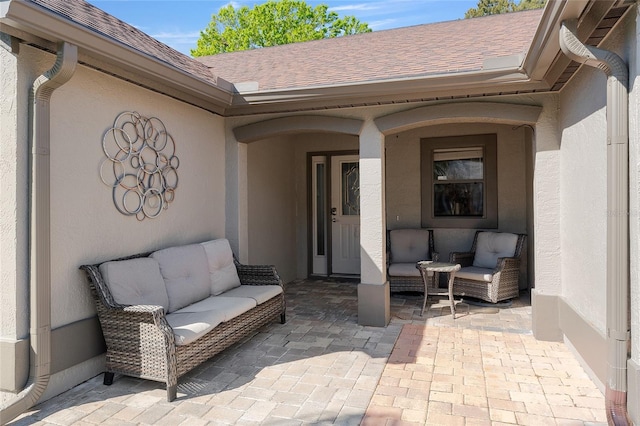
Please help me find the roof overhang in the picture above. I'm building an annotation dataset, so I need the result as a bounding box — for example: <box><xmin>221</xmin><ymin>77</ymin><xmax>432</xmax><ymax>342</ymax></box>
<box><xmin>0</xmin><ymin>0</ymin><xmax>633</xmax><ymax>117</ymax></box>
<box><xmin>522</xmin><ymin>0</ymin><xmax>634</xmax><ymax>90</ymax></box>
<box><xmin>227</xmin><ymin>67</ymin><xmax>549</xmax><ymax>116</ymax></box>
<box><xmin>0</xmin><ymin>0</ymin><xmax>234</xmax><ymax>115</ymax></box>
<box><xmin>223</xmin><ymin>0</ymin><xmax>633</xmax><ymax>116</ymax></box>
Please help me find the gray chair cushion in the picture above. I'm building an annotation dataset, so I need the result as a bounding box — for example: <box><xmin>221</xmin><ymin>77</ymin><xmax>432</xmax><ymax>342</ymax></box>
<box><xmin>389</xmin><ymin>229</ymin><xmax>431</xmax><ymax>263</ymax></box>
<box><xmin>151</xmin><ymin>244</ymin><xmax>211</xmax><ymax>313</ymax></box>
<box><xmin>201</xmin><ymin>239</ymin><xmax>241</xmax><ymax>296</ymax></box>
<box><xmin>221</xmin><ymin>285</ymin><xmax>283</xmax><ymax>305</ymax></box>
<box><xmin>456</xmin><ymin>266</ymin><xmax>494</xmax><ymax>282</ymax></box>
<box><xmin>472</xmin><ymin>232</ymin><xmax>518</xmax><ymax>269</ymax></box>
<box><xmin>388</xmin><ymin>262</ymin><xmax>422</xmax><ymax>277</ymax></box>
<box><xmin>99</xmin><ymin>257</ymin><xmax>169</xmax><ymax>312</ymax></box>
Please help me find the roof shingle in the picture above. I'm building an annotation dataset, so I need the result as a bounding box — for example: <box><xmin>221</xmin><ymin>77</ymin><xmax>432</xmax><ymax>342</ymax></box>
<box><xmin>29</xmin><ymin>0</ymin><xmax>220</xmax><ymax>86</ymax></box>
<box><xmin>196</xmin><ymin>9</ymin><xmax>544</xmax><ymax>91</ymax></box>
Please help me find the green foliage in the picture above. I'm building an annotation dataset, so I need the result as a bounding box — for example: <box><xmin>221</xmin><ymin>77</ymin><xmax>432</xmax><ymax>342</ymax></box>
<box><xmin>464</xmin><ymin>0</ymin><xmax>546</xmax><ymax>18</ymax></box>
<box><xmin>191</xmin><ymin>0</ymin><xmax>371</xmax><ymax>56</ymax></box>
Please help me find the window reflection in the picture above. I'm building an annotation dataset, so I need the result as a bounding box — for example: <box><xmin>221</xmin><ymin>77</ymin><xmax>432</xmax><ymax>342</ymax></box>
<box><xmin>342</xmin><ymin>162</ymin><xmax>360</xmax><ymax>215</ymax></box>
<box><xmin>433</xmin><ymin>147</ymin><xmax>484</xmax><ymax>217</ymax></box>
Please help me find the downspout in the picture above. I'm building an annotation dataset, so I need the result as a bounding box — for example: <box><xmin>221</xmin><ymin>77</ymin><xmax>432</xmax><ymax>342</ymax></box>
<box><xmin>559</xmin><ymin>20</ymin><xmax>630</xmax><ymax>426</ymax></box>
<box><xmin>0</xmin><ymin>41</ymin><xmax>77</xmax><ymax>425</ymax></box>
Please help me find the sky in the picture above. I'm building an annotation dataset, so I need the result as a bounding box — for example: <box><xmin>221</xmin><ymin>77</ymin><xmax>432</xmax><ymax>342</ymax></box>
<box><xmin>86</xmin><ymin>0</ymin><xmax>480</xmax><ymax>56</ymax></box>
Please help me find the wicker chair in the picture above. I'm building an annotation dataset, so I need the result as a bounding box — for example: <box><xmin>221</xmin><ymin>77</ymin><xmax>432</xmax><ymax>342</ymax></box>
<box><xmin>450</xmin><ymin>231</ymin><xmax>526</xmax><ymax>303</ymax></box>
<box><xmin>387</xmin><ymin>229</ymin><xmax>438</xmax><ymax>293</ymax></box>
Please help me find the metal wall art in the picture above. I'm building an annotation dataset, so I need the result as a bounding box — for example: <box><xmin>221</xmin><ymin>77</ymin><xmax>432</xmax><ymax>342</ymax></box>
<box><xmin>100</xmin><ymin>111</ymin><xmax>180</xmax><ymax>220</ymax></box>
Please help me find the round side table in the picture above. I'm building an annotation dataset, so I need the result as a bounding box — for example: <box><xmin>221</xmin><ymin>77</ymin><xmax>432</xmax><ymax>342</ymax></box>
<box><xmin>416</xmin><ymin>261</ymin><xmax>461</xmax><ymax>318</ymax></box>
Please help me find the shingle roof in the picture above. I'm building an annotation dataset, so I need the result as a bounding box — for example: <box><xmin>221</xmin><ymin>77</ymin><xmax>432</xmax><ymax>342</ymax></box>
<box><xmin>26</xmin><ymin>1</ymin><xmax>542</xmax><ymax>95</ymax></box>
<box><xmin>29</xmin><ymin>0</ymin><xmax>220</xmax><ymax>86</ymax></box>
<box><xmin>196</xmin><ymin>9</ymin><xmax>544</xmax><ymax>91</ymax></box>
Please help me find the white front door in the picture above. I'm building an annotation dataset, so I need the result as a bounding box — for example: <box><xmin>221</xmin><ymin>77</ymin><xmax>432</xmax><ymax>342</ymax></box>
<box><xmin>330</xmin><ymin>155</ymin><xmax>360</xmax><ymax>275</ymax></box>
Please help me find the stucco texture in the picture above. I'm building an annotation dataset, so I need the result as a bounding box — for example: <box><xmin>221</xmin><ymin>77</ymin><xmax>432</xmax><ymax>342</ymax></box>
<box><xmin>246</xmin><ymin>132</ymin><xmax>360</xmax><ymax>283</ymax></box>
<box><xmin>3</xmin><ymin>45</ymin><xmax>226</xmax><ymax>334</ymax></box>
<box><xmin>556</xmin><ymin>10</ymin><xmax>634</xmax><ymax>336</ymax></box>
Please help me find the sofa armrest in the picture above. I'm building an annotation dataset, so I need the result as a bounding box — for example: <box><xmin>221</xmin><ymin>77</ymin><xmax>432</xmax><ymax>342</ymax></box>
<box><xmin>98</xmin><ymin>303</ymin><xmax>175</xmax><ymax>349</ymax></box>
<box><xmin>122</xmin><ymin>304</ymin><xmax>167</xmax><ymax>324</ymax></box>
<box><xmin>104</xmin><ymin>304</ymin><xmax>170</xmax><ymax>331</ymax></box>
<box><xmin>449</xmin><ymin>251</ymin><xmax>474</xmax><ymax>267</ymax></box>
<box><xmin>235</xmin><ymin>262</ymin><xmax>284</xmax><ymax>288</ymax></box>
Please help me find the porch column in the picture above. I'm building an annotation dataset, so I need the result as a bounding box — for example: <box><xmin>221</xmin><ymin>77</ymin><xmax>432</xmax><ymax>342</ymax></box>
<box><xmin>358</xmin><ymin>119</ymin><xmax>390</xmax><ymax>327</ymax></box>
<box><xmin>225</xmin><ymin>127</ymin><xmax>249</xmax><ymax>262</ymax></box>
<box><xmin>531</xmin><ymin>96</ymin><xmax>563</xmax><ymax>341</ymax></box>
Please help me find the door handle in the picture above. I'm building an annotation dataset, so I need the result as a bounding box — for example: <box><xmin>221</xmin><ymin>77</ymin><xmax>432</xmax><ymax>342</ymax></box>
<box><xmin>331</xmin><ymin>207</ymin><xmax>337</xmax><ymax>216</ymax></box>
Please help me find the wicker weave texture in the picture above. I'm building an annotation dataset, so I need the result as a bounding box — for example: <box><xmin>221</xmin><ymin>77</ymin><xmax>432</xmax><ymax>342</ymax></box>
<box><xmin>80</xmin><ymin>251</ymin><xmax>285</xmax><ymax>402</ymax></box>
<box><xmin>449</xmin><ymin>232</ymin><xmax>526</xmax><ymax>304</ymax></box>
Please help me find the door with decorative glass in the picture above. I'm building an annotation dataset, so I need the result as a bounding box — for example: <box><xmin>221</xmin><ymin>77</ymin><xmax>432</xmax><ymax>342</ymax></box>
<box><xmin>330</xmin><ymin>155</ymin><xmax>360</xmax><ymax>275</ymax></box>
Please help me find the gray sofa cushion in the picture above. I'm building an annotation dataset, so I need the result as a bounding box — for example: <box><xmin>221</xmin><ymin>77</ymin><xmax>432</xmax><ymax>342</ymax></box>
<box><xmin>166</xmin><ymin>295</ymin><xmax>257</xmax><ymax>345</ymax></box>
<box><xmin>174</xmin><ymin>295</ymin><xmax>256</xmax><ymax>320</ymax></box>
<box><xmin>389</xmin><ymin>229</ymin><xmax>432</xmax><ymax>263</ymax></box>
<box><xmin>165</xmin><ymin>309</ymin><xmax>225</xmax><ymax>346</ymax></box>
<box><xmin>472</xmin><ymin>232</ymin><xmax>518</xmax><ymax>269</ymax></box>
<box><xmin>201</xmin><ymin>239</ymin><xmax>241</xmax><ymax>296</ymax></box>
<box><xmin>99</xmin><ymin>257</ymin><xmax>169</xmax><ymax>312</ymax></box>
<box><xmin>456</xmin><ymin>266</ymin><xmax>494</xmax><ymax>282</ymax></box>
<box><xmin>151</xmin><ymin>244</ymin><xmax>211</xmax><ymax>313</ymax></box>
<box><xmin>221</xmin><ymin>285</ymin><xmax>283</xmax><ymax>305</ymax></box>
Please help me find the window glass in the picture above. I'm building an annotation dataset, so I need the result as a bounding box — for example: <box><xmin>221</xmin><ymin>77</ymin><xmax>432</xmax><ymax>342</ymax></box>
<box><xmin>421</xmin><ymin>134</ymin><xmax>497</xmax><ymax>228</ymax></box>
<box><xmin>433</xmin><ymin>148</ymin><xmax>483</xmax><ymax>180</ymax></box>
<box><xmin>316</xmin><ymin>163</ymin><xmax>325</xmax><ymax>255</ymax></box>
<box><xmin>434</xmin><ymin>183</ymin><xmax>484</xmax><ymax>216</ymax></box>
<box><xmin>341</xmin><ymin>162</ymin><xmax>360</xmax><ymax>215</ymax></box>
<box><xmin>433</xmin><ymin>147</ymin><xmax>484</xmax><ymax>217</ymax></box>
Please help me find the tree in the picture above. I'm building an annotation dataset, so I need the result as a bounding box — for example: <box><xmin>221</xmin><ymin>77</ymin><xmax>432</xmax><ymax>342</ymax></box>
<box><xmin>191</xmin><ymin>0</ymin><xmax>371</xmax><ymax>56</ymax></box>
<box><xmin>464</xmin><ymin>0</ymin><xmax>546</xmax><ymax>19</ymax></box>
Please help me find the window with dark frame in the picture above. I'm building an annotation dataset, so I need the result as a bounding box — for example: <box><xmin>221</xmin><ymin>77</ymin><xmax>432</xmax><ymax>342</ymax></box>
<box><xmin>421</xmin><ymin>134</ymin><xmax>498</xmax><ymax>229</ymax></box>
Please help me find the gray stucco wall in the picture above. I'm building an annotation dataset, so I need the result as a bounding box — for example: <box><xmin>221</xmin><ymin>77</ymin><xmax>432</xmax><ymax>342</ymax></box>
<box><xmin>556</xmin><ymin>6</ymin><xmax>633</xmax><ymax>345</ymax></box>
<box><xmin>549</xmin><ymin>8</ymin><xmax>639</xmax><ymax>415</ymax></box>
<box><xmin>1</xmin><ymin>42</ymin><xmax>226</xmax><ymax>402</ymax></box>
<box><xmin>247</xmin><ymin>137</ymin><xmax>297</xmax><ymax>282</ymax></box>
<box><xmin>247</xmin><ymin>132</ymin><xmax>359</xmax><ymax>282</ymax></box>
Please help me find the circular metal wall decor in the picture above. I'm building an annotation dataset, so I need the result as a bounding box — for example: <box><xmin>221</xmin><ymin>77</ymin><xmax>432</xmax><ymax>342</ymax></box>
<box><xmin>100</xmin><ymin>111</ymin><xmax>180</xmax><ymax>221</ymax></box>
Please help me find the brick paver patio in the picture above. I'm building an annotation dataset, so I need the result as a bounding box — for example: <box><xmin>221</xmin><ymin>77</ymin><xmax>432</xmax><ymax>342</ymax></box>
<box><xmin>8</xmin><ymin>279</ymin><xmax>606</xmax><ymax>425</ymax></box>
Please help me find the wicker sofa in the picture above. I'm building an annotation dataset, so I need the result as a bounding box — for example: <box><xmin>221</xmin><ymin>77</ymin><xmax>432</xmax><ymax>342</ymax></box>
<box><xmin>387</xmin><ymin>229</ymin><xmax>438</xmax><ymax>293</ymax></box>
<box><xmin>80</xmin><ymin>238</ymin><xmax>285</xmax><ymax>402</ymax></box>
<box><xmin>450</xmin><ymin>231</ymin><xmax>526</xmax><ymax>303</ymax></box>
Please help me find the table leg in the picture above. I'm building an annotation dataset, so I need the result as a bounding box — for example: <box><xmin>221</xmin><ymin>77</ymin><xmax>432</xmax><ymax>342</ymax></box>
<box><xmin>421</xmin><ymin>270</ymin><xmax>428</xmax><ymax>316</ymax></box>
<box><xmin>447</xmin><ymin>271</ymin><xmax>456</xmax><ymax>319</ymax></box>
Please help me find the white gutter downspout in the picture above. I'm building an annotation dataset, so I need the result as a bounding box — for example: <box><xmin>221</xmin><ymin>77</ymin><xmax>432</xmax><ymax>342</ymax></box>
<box><xmin>0</xmin><ymin>41</ymin><xmax>77</xmax><ymax>426</ymax></box>
<box><xmin>559</xmin><ymin>20</ymin><xmax>631</xmax><ymax>426</ymax></box>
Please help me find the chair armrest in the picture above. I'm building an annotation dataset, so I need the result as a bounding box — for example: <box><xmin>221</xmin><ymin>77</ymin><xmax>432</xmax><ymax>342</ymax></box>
<box><xmin>495</xmin><ymin>257</ymin><xmax>520</xmax><ymax>272</ymax></box>
<box><xmin>449</xmin><ymin>251</ymin><xmax>474</xmax><ymax>267</ymax></box>
<box><xmin>235</xmin><ymin>262</ymin><xmax>284</xmax><ymax>288</ymax></box>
